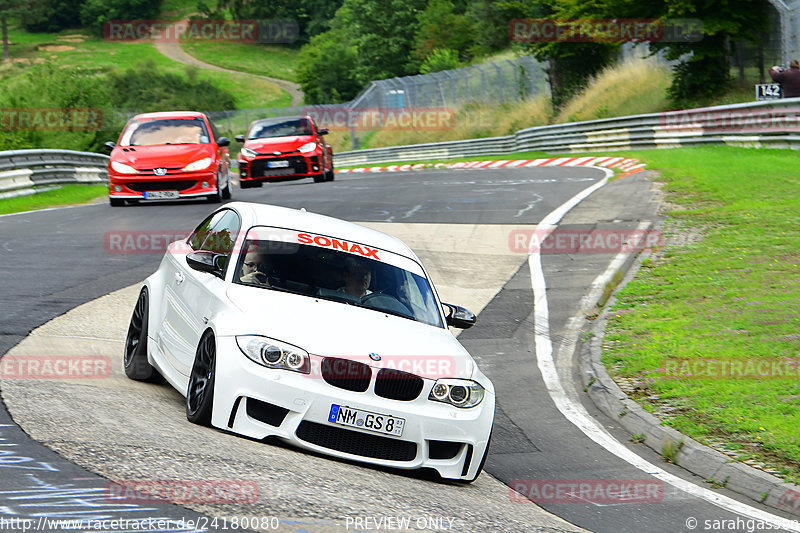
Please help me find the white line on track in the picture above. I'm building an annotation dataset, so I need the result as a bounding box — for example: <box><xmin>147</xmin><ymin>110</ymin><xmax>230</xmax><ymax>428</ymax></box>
<box><xmin>528</xmin><ymin>168</ymin><xmax>800</xmax><ymax>531</ymax></box>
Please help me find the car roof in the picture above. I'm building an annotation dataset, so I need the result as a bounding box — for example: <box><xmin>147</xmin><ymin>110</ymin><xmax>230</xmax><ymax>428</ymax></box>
<box><xmin>131</xmin><ymin>111</ymin><xmax>208</xmax><ymax>120</ymax></box>
<box><xmin>226</xmin><ymin>202</ymin><xmax>419</xmax><ymax>261</ymax></box>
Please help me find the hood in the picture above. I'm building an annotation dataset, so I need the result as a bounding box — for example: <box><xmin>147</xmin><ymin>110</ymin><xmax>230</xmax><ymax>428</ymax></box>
<box><xmin>111</xmin><ymin>144</ymin><xmax>214</xmax><ymax>170</ymax></box>
<box><xmin>222</xmin><ymin>284</ymin><xmax>475</xmax><ymax>380</ymax></box>
<box><xmin>244</xmin><ymin>136</ymin><xmax>315</xmax><ymax>154</ymax></box>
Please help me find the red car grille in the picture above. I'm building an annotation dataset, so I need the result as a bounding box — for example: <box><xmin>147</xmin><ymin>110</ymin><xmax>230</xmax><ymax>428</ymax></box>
<box><xmin>250</xmin><ymin>157</ymin><xmax>308</xmax><ymax>177</ymax></box>
<box><xmin>126</xmin><ymin>180</ymin><xmax>196</xmax><ymax>192</ymax></box>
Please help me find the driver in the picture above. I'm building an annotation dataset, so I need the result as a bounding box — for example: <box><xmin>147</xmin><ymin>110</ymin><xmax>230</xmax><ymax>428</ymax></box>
<box><xmin>340</xmin><ymin>256</ymin><xmax>372</xmax><ymax>298</ymax></box>
<box><xmin>240</xmin><ymin>247</ymin><xmax>270</xmax><ymax>286</ymax></box>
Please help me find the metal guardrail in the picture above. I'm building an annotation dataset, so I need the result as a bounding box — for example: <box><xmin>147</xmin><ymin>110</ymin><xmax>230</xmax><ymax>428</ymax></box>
<box><xmin>334</xmin><ymin>98</ymin><xmax>800</xmax><ymax>165</ymax></box>
<box><xmin>0</xmin><ymin>149</ymin><xmax>109</xmax><ymax>195</ymax></box>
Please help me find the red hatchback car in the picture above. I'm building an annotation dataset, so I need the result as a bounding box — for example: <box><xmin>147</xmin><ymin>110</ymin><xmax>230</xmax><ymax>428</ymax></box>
<box><xmin>235</xmin><ymin>115</ymin><xmax>334</xmax><ymax>187</ymax></box>
<box><xmin>106</xmin><ymin>111</ymin><xmax>232</xmax><ymax>206</ymax></box>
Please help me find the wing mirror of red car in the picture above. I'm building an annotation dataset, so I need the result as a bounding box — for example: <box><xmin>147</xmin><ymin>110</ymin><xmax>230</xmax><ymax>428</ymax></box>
<box><xmin>217</xmin><ymin>137</ymin><xmax>231</xmax><ymax>147</ymax></box>
<box><xmin>235</xmin><ymin>134</ymin><xmax>245</xmax><ymax>143</ymax></box>
<box><xmin>104</xmin><ymin>141</ymin><xmax>116</xmax><ymax>151</ymax></box>
<box><xmin>317</xmin><ymin>128</ymin><xmax>329</xmax><ymax>135</ymax></box>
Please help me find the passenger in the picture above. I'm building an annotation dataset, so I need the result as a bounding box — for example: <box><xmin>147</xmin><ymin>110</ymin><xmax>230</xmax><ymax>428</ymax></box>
<box><xmin>240</xmin><ymin>248</ymin><xmax>270</xmax><ymax>286</ymax></box>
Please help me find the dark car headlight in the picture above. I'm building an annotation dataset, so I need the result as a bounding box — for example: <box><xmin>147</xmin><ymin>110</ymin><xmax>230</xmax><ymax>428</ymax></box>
<box><xmin>428</xmin><ymin>378</ymin><xmax>485</xmax><ymax>408</ymax></box>
<box><xmin>236</xmin><ymin>335</ymin><xmax>310</xmax><ymax>374</ymax></box>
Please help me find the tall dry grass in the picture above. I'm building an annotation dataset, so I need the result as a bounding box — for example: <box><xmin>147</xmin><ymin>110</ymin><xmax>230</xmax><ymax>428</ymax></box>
<box><xmin>554</xmin><ymin>56</ymin><xmax>672</xmax><ymax>123</ymax></box>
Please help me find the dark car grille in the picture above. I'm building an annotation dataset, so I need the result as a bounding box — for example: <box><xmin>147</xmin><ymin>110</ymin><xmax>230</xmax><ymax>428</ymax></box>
<box><xmin>296</xmin><ymin>421</ymin><xmax>417</xmax><ymax>461</ymax></box>
<box><xmin>126</xmin><ymin>180</ymin><xmax>196</xmax><ymax>192</ymax></box>
<box><xmin>250</xmin><ymin>157</ymin><xmax>307</xmax><ymax>177</ymax></box>
<box><xmin>321</xmin><ymin>358</ymin><xmax>371</xmax><ymax>392</ymax></box>
<box><xmin>374</xmin><ymin>368</ymin><xmax>424</xmax><ymax>401</ymax></box>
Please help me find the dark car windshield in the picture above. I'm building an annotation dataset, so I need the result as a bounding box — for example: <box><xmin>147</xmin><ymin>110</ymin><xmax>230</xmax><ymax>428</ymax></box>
<box><xmin>120</xmin><ymin>118</ymin><xmax>210</xmax><ymax>146</ymax></box>
<box><xmin>233</xmin><ymin>237</ymin><xmax>444</xmax><ymax>328</ymax></box>
<box><xmin>248</xmin><ymin>118</ymin><xmax>313</xmax><ymax>139</ymax></box>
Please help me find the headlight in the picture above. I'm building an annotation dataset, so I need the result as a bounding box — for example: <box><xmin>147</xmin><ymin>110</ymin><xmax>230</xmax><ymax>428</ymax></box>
<box><xmin>240</xmin><ymin>147</ymin><xmax>258</xmax><ymax>158</ymax></box>
<box><xmin>111</xmin><ymin>161</ymin><xmax>138</xmax><ymax>174</ymax></box>
<box><xmin>298</xmin><ymin>142</ymin><xmax>317</xmax><ymax>153</ymax></box>
<box><xmin>428</xmin><ymin>379</ymin><xmax>484</xmax><ymax>408</ymax></box>
<box><xmin>236</xmin><ymin>335</ymin><xmax>310</xmax><ymax>374</ymax></box>
<box><xmin>182</xmin><ymin>157</ymin><xmax>212</xmax><ymax>171</ymax></box>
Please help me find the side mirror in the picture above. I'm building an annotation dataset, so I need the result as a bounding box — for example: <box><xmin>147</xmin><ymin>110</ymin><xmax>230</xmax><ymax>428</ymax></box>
<box><xmin>217</xmin><ymin>137</ymin><xmax>231</xmax><ymax>147</ymax></box>
<box><xmin>104</xmin><ymin>141</ymin><xmax>116</xmax><ymax>151</ymax></box>
<box><xmin>186</xmin><ymin>251</ymin><xmax>226</xmax><ymax>279</ymax></box>
<box><xmin>317</xmin><ymin>128</ymin><xmax>329</xmax><ymax>135</ymax></box>
<box><xmin>235</xmin><ymin>134</ymin><xmax>245</xmax><ymax>143</ymax></box>
<box><xmin>442</xmin><ymin>303</ymin><xmax>476</xmax><ymax>329</ymax></box>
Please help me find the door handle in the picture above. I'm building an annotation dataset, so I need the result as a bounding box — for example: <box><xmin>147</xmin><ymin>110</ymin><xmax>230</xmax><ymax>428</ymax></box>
<box><xmin>174</xmin><ymin>271</ymin><xmax>185</xmax><ymax>284</ymax></box>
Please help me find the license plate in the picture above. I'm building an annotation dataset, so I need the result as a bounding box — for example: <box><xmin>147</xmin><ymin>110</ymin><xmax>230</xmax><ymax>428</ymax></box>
<box><xmin>328</xmin><ymin>404</ymin><xmax>405</xmax><ymax>437</ymax></box>
<box><xmin>262</xmin><ymin>168</ymin><xmax>294</xmax><ymax>177</ymax></box>
<box><xmin>143</xmin><ymin>190</ymin><xmax>179</xmax><ymax>199</ymax></box>
<box><xmin>267</xmin><ymin>160</ymin><xmax>290</xmax><ymax>168</ymax></box>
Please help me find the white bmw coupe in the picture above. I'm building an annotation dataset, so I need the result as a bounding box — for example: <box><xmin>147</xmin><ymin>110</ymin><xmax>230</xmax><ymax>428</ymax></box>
<box><xmin>124</xmin><ymin>202</ymin><xmax>494</xmax><ymax>481</ymax></box>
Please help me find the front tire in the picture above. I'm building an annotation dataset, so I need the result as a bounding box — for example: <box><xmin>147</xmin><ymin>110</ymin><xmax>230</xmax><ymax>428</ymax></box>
<box><xmin>186</xmin><ymin>331</ymin><xmax>216</xmax><ymax>426</ymax></box>
<box><xmin>221</xmin><ymin>167</ymin><xmax>232</xmax><ymax>200</ymax></box>
<box><xmin>325</xmin><ymin>163</ymin><xmax>335</xmax><ymax>181</ymax></box>
<box><xmin>123</xmin><ymin>287</ymin><xmax>160</xmax><ymax>381</ymax></box>
<box><xmin>109</xmin><ymin>197</ymin><xmax>125</xmax><ymax>207</ymax></box>
<box><xmin>207</xmin><ymin>170</ymin><xmax>223</xmax><ymax>203</ymax></box>
<box><xmin>313</xmin><ymin>173</ymin><xmax>325</xmax><ymax>183</ymax></box>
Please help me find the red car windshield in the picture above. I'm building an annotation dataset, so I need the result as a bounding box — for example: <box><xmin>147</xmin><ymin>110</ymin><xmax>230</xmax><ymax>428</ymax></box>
<box><xmin>248</xmin><ymin>118</ymin><xmax>313</xmax><ymax>139</ymax></box>
<box><xmin>120</xmin><ymin>118</ymin><xmax>210</xmax><ymax>146</ymax></box>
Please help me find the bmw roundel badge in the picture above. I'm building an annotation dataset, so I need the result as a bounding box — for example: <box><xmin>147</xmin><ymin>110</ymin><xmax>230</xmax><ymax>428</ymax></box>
<box><xmin>369</xmin><ymin>353</ymin><xmax>381</xmax><ymax>361</ymax></box>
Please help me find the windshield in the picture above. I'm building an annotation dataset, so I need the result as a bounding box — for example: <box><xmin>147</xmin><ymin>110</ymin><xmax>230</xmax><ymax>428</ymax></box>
<box><xmin>233</xmin><ymin>235</ymin><xmax>444</xmax><ymax>328</ymax></box>
<box><xmin>120</xmin><ymin>118</ymin><xmax>210</xmax><ymax>146</ymax></box>
<box><xmin>248</xmin><ymin>118</ymin><xmax>313</xmax><ymax>139</ymax></box>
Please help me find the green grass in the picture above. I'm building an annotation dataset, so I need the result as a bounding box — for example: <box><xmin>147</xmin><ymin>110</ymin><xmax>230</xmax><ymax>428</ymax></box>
<box><xmin>1</xmin><ymin>25</ymin><xmax>290</xmax><ymax>109</ymax></box>
<box><xmin>0</xmin><ymin>185</ymin><xmax>107</xmax><ymax>215</ymax></box>
<box><xmin>601</xmin><ymin>146</ymin><xmax>800</xmax><ymax>482</ymax></box>
<box><xmin>181</xmin><ymin>41</ymin><xmax>300</xmax><ymax>83</ymax></box>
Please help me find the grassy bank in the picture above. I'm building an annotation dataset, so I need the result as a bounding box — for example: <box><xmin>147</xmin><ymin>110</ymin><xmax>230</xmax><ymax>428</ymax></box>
<box><xmin>602</xmin><ymin>146</ymin><xmax>800</xmax><ymax>482</ymax></box>
<box><xmin>0</xmin><ymin>185</ymin><xmax>108</xmax><ymax>215</ymax></box>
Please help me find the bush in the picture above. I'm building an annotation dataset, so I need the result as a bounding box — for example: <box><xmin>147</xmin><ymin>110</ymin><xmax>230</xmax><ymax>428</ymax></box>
<box><xmin>419</xmin><ymin>48</ymin><xmax>461</xmax><ymax>74</ymax></box>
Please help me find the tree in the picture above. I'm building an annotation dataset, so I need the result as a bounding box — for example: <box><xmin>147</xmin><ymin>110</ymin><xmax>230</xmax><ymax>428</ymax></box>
<box><xmin>80</xmin><ymin>0</ymin><xmax>163</xmax><ymax>36</ymax></box>
<box><xmin>338</xmin><ymin>0</ymin><xmax>426</xmax><ymax>84</ymax></box>
<box><xmin>0</xmin><ymin>0</ymin><xmax>24</xmax><ymax>60</ymax></box>
<box><xmin>296</xmin><ymin>24</ymin><xmax>360</xmax><ymax>103</ymax></box>
<box><xmin>507</xmin><ymin>0</ymin><xmax>617</xmax><ymax>109</ymax></box>
<box><xmin>20</xmin><ymin>0</ymin><xmax>83</xmax><ymax>33</ymax></box>
<box><xmin>414</xmin><ymin>0</ymin><xmax>473</xmax><ymax>62</ymax></box>
<box><xmin>645</xmin><ymin>0</ymin><xmax>771</xmax><ymax>106</ymax></box>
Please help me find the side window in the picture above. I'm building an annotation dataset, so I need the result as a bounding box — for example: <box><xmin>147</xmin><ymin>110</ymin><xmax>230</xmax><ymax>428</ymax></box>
<box><xmin>187</xmin><ymin>209</ymin><xmax>241</xmax><ymax>256</ymax></box>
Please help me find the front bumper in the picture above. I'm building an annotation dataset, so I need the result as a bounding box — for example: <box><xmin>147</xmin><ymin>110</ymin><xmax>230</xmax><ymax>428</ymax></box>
<box><xmin>108</xmin><ymin>170</ymin><xmax>217</xmax><ymax>199</ymax></box>
<box><xmin>238</xmin><ymin>153</ymin><xmax>324</xmax><ymax>183</ymax></box>
<box><xmin>212</xmin><ymin>336</ymin><xmax>495</xmax><ymax>481</ymax></box>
